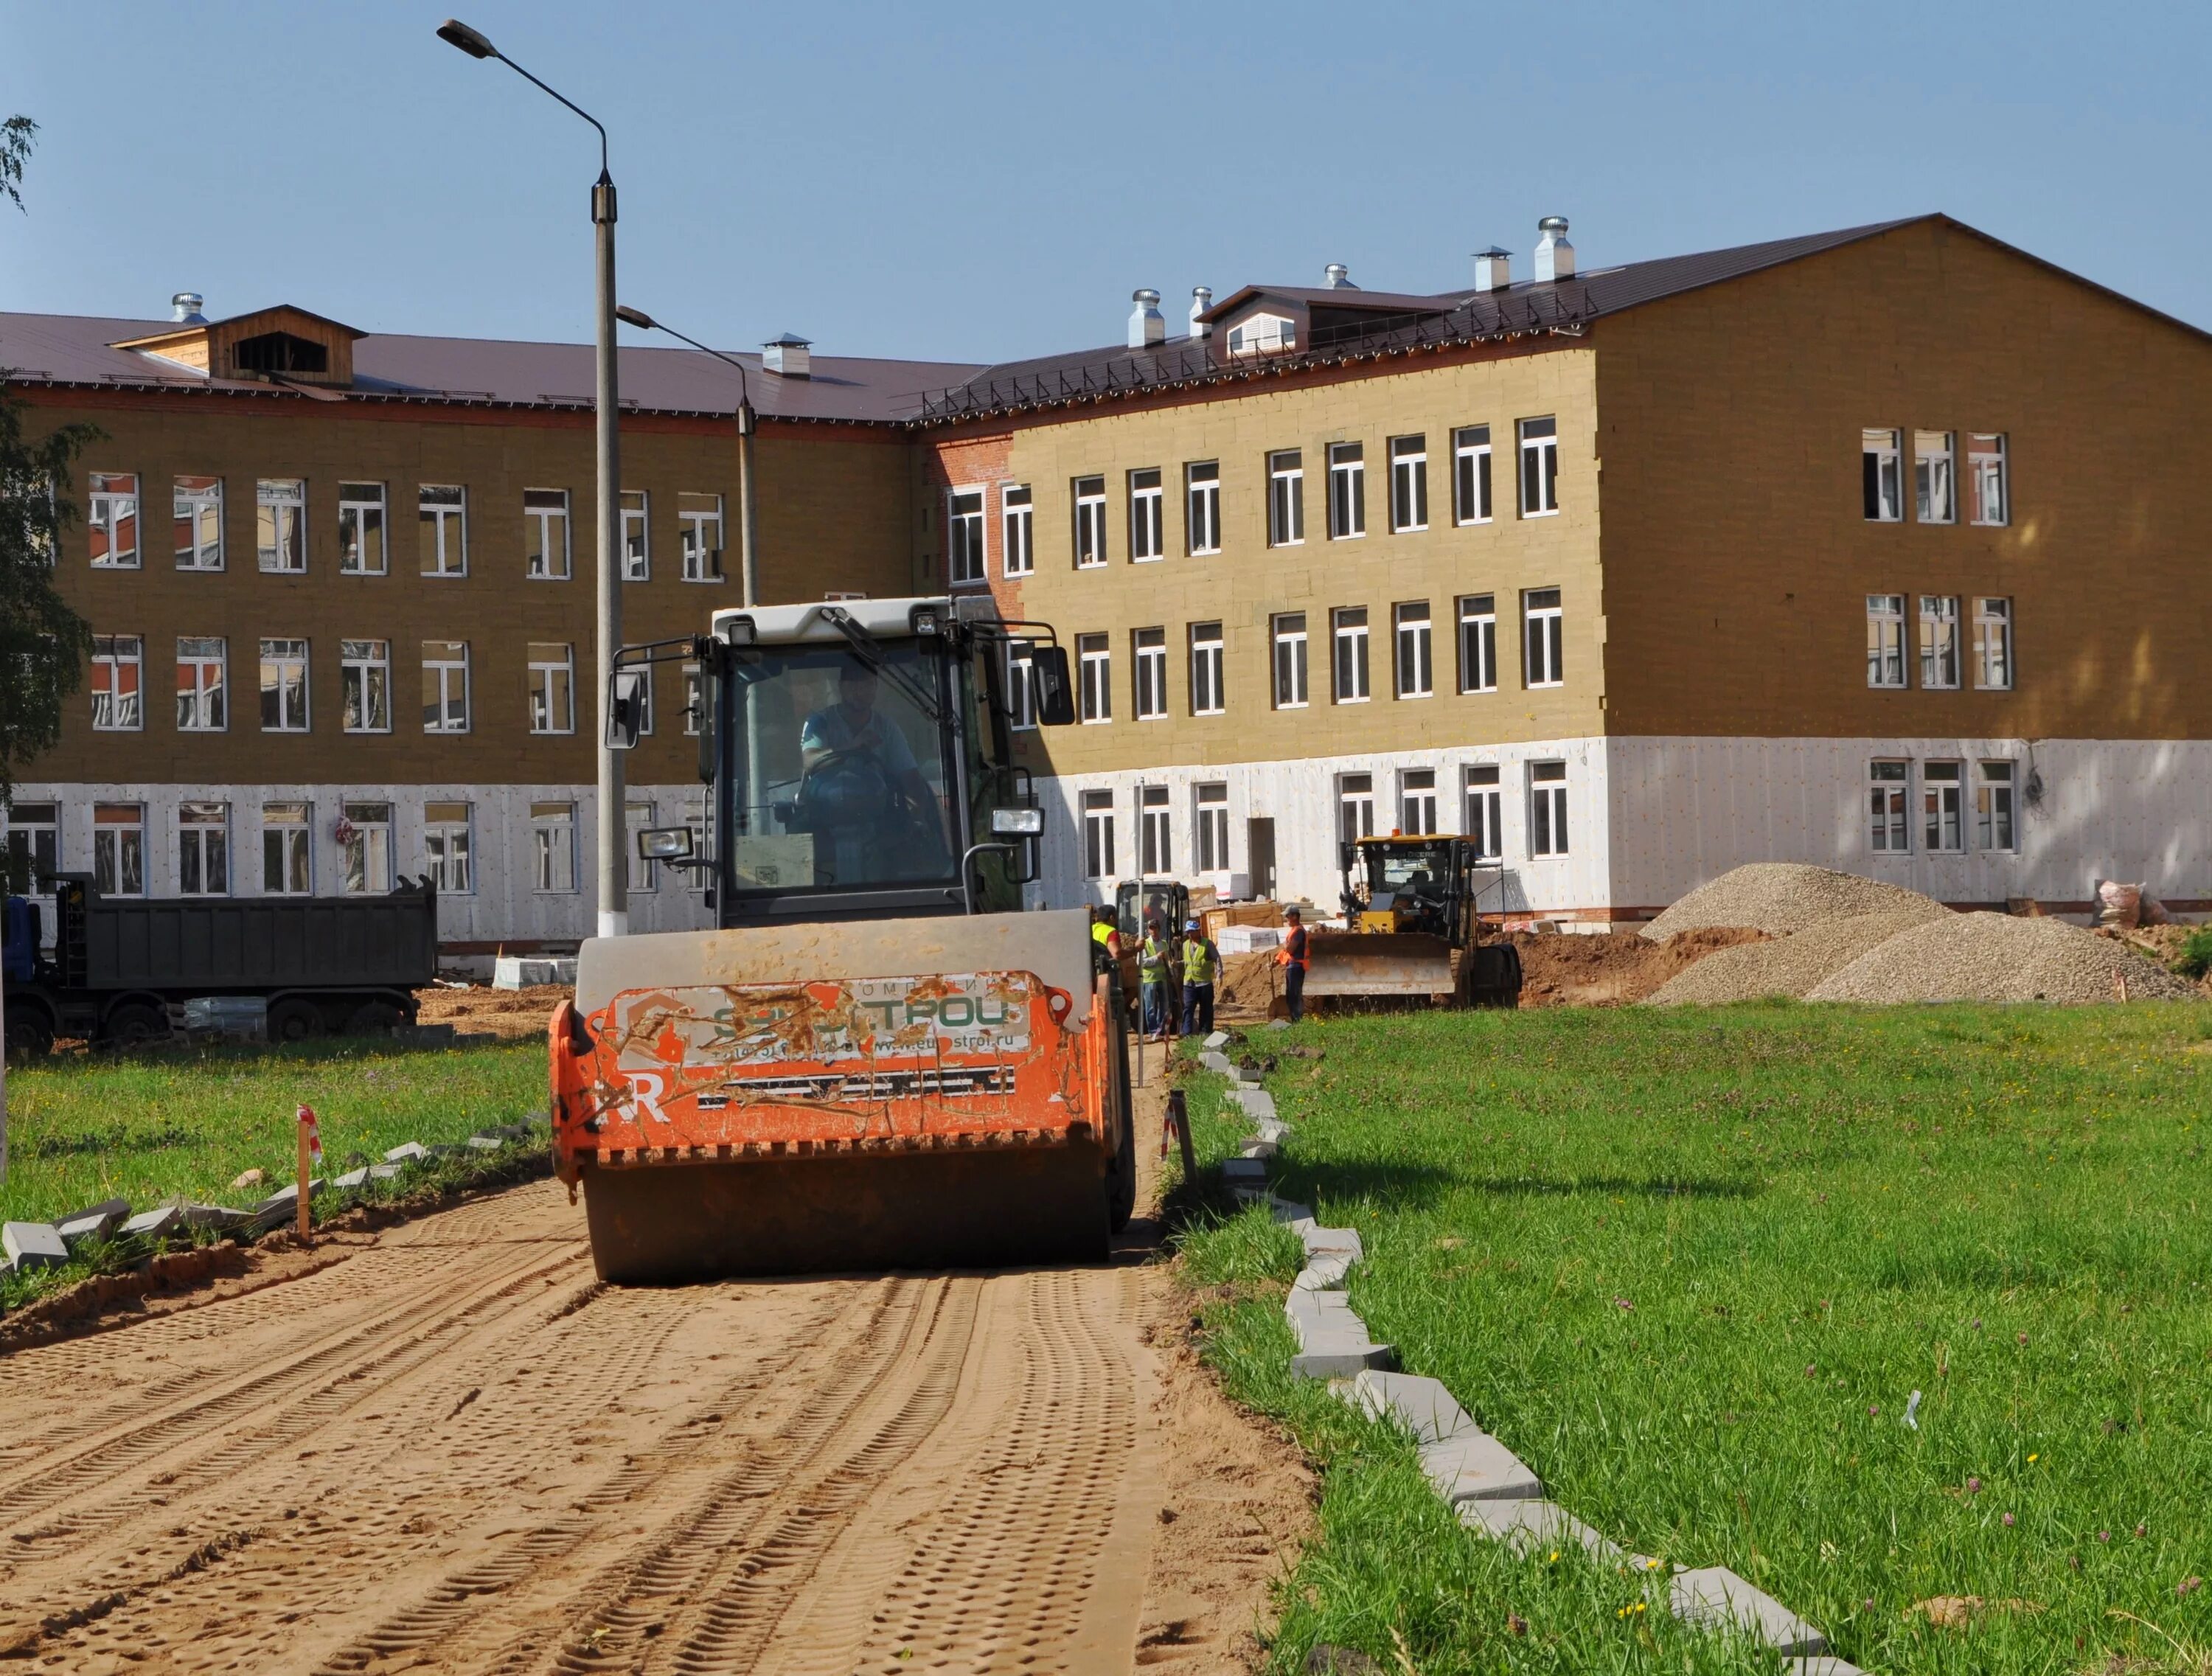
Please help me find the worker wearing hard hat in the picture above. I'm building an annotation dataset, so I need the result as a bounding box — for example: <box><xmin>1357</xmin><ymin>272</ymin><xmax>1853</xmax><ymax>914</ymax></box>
<box><xmin>1179</xmin><ymin>917</ymin><xmax>1219</xmax><ymax>1037</ymax></box>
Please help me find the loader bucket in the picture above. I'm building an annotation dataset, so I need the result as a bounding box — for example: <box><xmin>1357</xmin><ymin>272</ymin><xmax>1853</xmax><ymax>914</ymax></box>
<box><xmin>1301</xmin><ymin>931</ymin><xmax>1457</xmax><ymax>1003</ymax></box>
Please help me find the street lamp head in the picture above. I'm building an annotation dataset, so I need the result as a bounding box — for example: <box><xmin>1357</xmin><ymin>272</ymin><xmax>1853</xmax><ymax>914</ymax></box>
<box><xmin>436</xmin><ymin>18</ymin><xmax>498</xmax><ymax>59</ymax></box>
<box><xmin>614</xmin><ymin>305</ymin><xmax>656</xmax><ymax>330</ymax></box>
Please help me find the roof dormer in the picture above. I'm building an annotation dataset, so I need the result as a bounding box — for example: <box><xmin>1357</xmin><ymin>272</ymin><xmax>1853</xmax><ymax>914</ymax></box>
<box><xmin>111</xmin><ymin>304</ymin><xmax>366</xmax><ymax>388</ymax></box>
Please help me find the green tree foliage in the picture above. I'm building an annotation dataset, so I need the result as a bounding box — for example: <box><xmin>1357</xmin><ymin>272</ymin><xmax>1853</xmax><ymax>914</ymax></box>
<box><xmin>1</xmin><ymin>116</ymin><xmax>34</xmax><ymax>212</ymax></box>
<box><xmin>1</xmin><ymin>389</ymin><xmax>102</xmax><ymax>812</ymax></box>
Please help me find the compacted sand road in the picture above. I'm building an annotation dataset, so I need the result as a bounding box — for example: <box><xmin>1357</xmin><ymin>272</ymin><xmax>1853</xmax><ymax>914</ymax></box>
<box><xmin>0</xmin><ymin>1069</ymin><xmax>1307</xmax><ymax>1676</ymax></box>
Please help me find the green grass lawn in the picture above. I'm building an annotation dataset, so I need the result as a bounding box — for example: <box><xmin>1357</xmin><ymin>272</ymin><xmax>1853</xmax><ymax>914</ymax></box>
<box><xmin>1175</xmin><ymin>1002</ymin><xmax>2212</xmax><ymax>1675</ymax></box>
<box><xmin>1</xmin><ymin>1038</ymin><xmax>548</xmax><ymax>1306</ymax></box>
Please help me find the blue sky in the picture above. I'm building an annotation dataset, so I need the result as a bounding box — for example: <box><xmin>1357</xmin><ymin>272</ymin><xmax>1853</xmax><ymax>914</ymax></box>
<box><xmin>4</xmin><ymin>1</ymin><xmax>2208</xmax><ymax>366</ymax></box>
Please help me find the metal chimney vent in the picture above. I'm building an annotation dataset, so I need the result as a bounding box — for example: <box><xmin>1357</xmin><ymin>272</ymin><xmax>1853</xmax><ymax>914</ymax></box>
<box><xmin>1127</xmin><ymin>288</ymin><xmax>1166</xmax><ymax>350</ymax></box>
<box><xmin>762</xmin><ymin>332</ymin><xmax>813</xmax><ymax>378</ymax></box>
<box><xmin>171</xmin><ymin>291</ymin><xmax>207</xmax><ymax>324</ymax></box>
<box><xmin>1323</xmin><ymin>263</ymin><xmax>1357</xmax><ymax>290</ymax></box>
<box><xmin>1472</xmin><ymin>248</ymin><xmax>1512</xmax><ymax>292</ymax></box>
<box><xmin>1189</xmin><ymin>286</ymin><xmax>1214</xmax><ymax>338</ymax></box>
<box><xmin>1534</xmin><ymin>216</ymin><xmax>1575</xmax><ymax>282</ymax></box>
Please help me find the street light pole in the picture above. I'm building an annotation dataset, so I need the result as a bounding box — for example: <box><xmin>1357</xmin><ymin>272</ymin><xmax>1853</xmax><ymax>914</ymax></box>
<box><xmin>438</xmin><ymin>18</ymin><xmax>627</xmax><ymax>936</ymax></box>
<box><xmin>613</xmin><ymin>306</ymin><xmax>760</xmax><ymax>608</ymax></box>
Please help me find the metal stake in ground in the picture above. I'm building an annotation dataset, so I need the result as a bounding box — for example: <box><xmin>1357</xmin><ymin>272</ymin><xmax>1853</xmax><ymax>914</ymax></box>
<box><xmin>296</xmin><ymin>1105</ymin><xmax>321</xmax><ymax>1240</ymax></box>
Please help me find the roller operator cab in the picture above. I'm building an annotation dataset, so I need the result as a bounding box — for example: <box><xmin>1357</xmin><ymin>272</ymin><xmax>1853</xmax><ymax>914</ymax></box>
<box><xmin>548</xmin><ymin>596</ymin><xmax>1140</xmax><ymax>1282</ymax></box>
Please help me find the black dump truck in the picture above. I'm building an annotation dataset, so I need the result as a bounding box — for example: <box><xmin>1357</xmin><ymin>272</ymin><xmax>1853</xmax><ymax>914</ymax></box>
<box><xmin>2</xmin><ymin>874</ymin><xmax>439</xmax><ymax>1056</ymax></box>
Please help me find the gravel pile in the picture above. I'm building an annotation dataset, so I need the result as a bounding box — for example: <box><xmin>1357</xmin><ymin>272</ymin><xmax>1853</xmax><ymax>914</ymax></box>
<box><xmin>1645</xmin><ymin>908</ymin><xmax>1942</xmax><ymax>1004</ymax></box>
<box><xmin>1807</xmin><ymin>912</ymin><xmax>2195</xmax><ymax>1004</ymax></box>
<box><xmin>1642</xmin><ymin>863</ymin><xmax>1943</xmax><ymax>940</ymax></box>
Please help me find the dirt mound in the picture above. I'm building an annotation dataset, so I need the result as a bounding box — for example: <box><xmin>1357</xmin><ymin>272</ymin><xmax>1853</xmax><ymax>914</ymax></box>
<box><xmin>1645</xmin><ymin>909</ymin><xmax>1939</xmax><ymax>1004</ymax></box>
<box><xmin>1807</xmin><ymin>911</ymin><xmax>2196</xmax><ymax>1004</ymax></box>
<box><xmin>414</xmin><ymin>983</ymin><xmax>571</xmax><ymax>1038</ymax></box>
<box><xmin>1512</xmin><ymin>928</ymin><xmax>1767</xmax><ymax>1008</ymax></box>
<box><xmin>1642</xmin><ymin>863</ymin><xmax>1943</xmax><ymax>940</ymax></box>
<box><xmin>1217</xmin><ymin>950</ymin><xmax>1282</xmax><ymax>1018</ymax></box>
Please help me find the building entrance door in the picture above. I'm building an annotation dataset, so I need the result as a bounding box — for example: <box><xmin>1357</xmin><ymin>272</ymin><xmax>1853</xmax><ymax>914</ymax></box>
<box><xmin>1246</xmin><ymin>818</ymin><xmax>1276</xmax><ymax>901</ymax></box>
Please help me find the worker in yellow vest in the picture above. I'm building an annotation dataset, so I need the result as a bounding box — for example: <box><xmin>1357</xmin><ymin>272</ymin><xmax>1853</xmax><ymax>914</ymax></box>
<box><xmin>1137</xmin><ymin>914</ymin><xmax>1172</xmax><ymax>1041</ymax></box>
<box><xmin>1180</xmin><ymin>917</ymin><xmax>1220</xmax><ymax>1037</ymax></box>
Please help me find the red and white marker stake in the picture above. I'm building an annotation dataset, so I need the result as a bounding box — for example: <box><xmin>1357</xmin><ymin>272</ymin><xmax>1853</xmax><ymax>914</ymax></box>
<box><xmin>296</xmin><ymin>1105</ymin><xmax>322</xmax><ymax>1240</ymax></box>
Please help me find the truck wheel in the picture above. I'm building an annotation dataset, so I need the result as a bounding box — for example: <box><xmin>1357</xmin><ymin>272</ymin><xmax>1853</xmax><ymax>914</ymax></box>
<box><xmin>4</xmin><ymin>1004</ymin><xmax>54</xmax><ymax>1063</ymax></box>
<box><xmin>268</xmin><ymin>999</ymin><xmax>327</xmax><ymax>1043</ymax></box>
<box><xmin>102</xmin><ymin>1001</ymin><xmax>168</xmax><ymax>1050</ymax></box>
<box><xmin>344</xmin><ymin>1001</ymin><xmax>405</xmax><ymax>1037</ymax></box>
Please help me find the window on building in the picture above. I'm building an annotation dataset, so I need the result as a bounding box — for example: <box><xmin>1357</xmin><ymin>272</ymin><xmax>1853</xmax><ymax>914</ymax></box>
<box><xmin>947</xmin><ymin>487</ymin><xmax>987</xmax><ymax>584</ymax></box>
<box><xmin>257</xmin><ymin>478</ymin><xmax>305</xmax><ymax>572</ymax></box>
<box><xmin>1267</xmin><ymin>450</ymin><xmax>1304</xmax><ymax>546</ymax></box>
<box><xmin>682</xmin><ymin>662</ymin><xmax>703</xmax><ymax>735</ymax></box>
<box><xmin>625</xmin><ymin>799</ymin><xmax>658</xmax><ymax>893</ymax></box>
<box><xmin>1463</xmin><ymin>765</ymin><xmax>1501</xmax><ymax>860</ymax></box>
<box><xmin>262</xmin><ymin>801</ymin><xmax>311</xmax><ymax>895</ymax></box>
<box><xmin>1133</xmin><ymin>627</ymin><xmax>1167</xmax><ymax>720</ymax></box>
<box><xmin>2</xmin><ymin>803</ymin><xmax>58</xmax><ymax>895</ymax></box>
<box><xmin>178</xmin><ymin>802</ymin><xmax>229</xmax><ymax>897</ymax></box>
<box><xmin>1082</xmin><ymin>789</ymin><xmax>1116</xmax><ymax>880</ymax></box>
<box><xmin>532</xmin><ymin>801</ymin><xmax>577</xmax><ymax>892</ymax></box>
<box><xmin>88</xmin><ymin>472</ymin><xmax>139</xmax><ymax>568</ymax></box>
<box><xmin>1225</xmin><ymin>314</ymin><xmax>1295</xmax><ymax>355</ymax></box>
<box><xmin>1866</xmin><ymin>593</ymin><xmax>1907</xmax><ymax>688</ymax></box>
<box><xmin>1338</xmin><ymin>773</ymin><xmax>1375</xmax><ymax>847</ymax></box>
<box><xmin>1006</xmin><ymin>642</ymin><xmax>1037</xmax><ymax>731</ymax></box>
<box><xmin>1518</xmin><ymin>417</ymin><xmax>1558</xmax><ymax>516</ymax></box>
<box><xmin>1185</xmin><ymin>462</ymin><xmax>1220</xmax><ymax>555</ymax></box>
<box><xmin>422</xmin><ymin>640</ymin><xmax>470</xmax><ymax>732</ymax></box>
<box><xmin>1078</xmin><ymin>633</ymin><xmax>1111</xmax><ymax>723</ymax></box>
<box><xmin>1863</xmin><ymin>428</ymin><xmax>1903</xmax><ymax>521</ymax></box>
<box><xmin>1332</xmin><ymin>607</ymin><xmax>1371</xmax><ymax>703</ymax></box>
<box><xmin>1969</xmin><ymin>434</ymin><xmax>2008</xmax><ymax>526</ymax></box>
<box><xmin>1273</xmin><ymin>612</ymin><xmax>1309</xmax><ymax>709</ymax></box>
<box><xmin>338</xmin><ymin>481</ymin><xmax>387</xmax><ymax>574</ymax></box>
<box><xmin>1327</xmin><ymin>442</ymin><xmax>1366</xmax><ymax>539</ymax></box>
<box><xmin>1868</xmin><ymin>759</ymin><xmax>1909</xmax><ymax>852</ymax></box>
<box><xmin>91</xmin><ymin>634</ymin><xmax>143</xmax><ymax>731</ymax></box>
<box><xmin>175</xmin><ymin>636</ymin><xmax>227</xmax><ymax>731</ymax></box>
<box><xmin>529</xmin><ymin>641</ymin><xmax>575</xmax><ymax>734</ymax></box>
<box><xmin>1389</xmin><ymin>435</ymin><xmax>1429</xmax><ymax>532</ymax></box>
<box><xmin>1974</xmin><ymin>597</ymin><xmax>2013</xmax><ymax>689</ymax></box>
<box><xmin>260</xmin><ymin>638</ymin><xmax>310</xmax><ymax>731</ymax></box>
<box><xmin>1394</xmin><ymin>602</ymin><xmax>1433</xmax><ymax>698</ymax></box>
<box><xmin>1914</xmin><ymin>430</ymin><xmax>1955</xmax><ymax>524</ymax></box>
<box><xmin>420</xmin><ymin>484</ymin><xmax>467</xmax><ymax>576</ymax></box>
<box><xmin>678</xmin><ymin>491</ymin><xmax>723</xmax><ymax>581</ymax></box>
<box><xmin>1189</xmin><ymin>622</ymin><xmax>1224</xmax><ymax>716</ymax></box>
<box><xmin>1457</xmin><ymin>594</ymin><xmax>1498</xmax><ymax>693</ymax></box>
<box><xmin>1529</xmin><ymin>760</ymin><xmax>1568</xmax><ymax>856</ymax></box>
<box><xmin>1453</xmin><ymin>425</ymin><xmax>1492</xmax><ymax>524</ymax></box>
<box><xmin>423</xmin><ymin>801</ymin><xmax>472</xmax><ymax>894</ymax></box>
<box><xmin>1400</xmin><ymin>768</ymin><xmax>1438</xmax><ymax>835</ymax></box>
<box><xmin>1194</xmin><ymin>783</ymin><xmax>1229</xmax><ymax>873</ymax></box>
<box><xmin>1976</xmin><ymin>761</ymin><xmax>2016</xmax><ymax>852</ymax></box>
<box><xmin>1073</xmin><ymin>475</ymin><xmax>1107</xmax><ymax>568</ymax></box>
<box><xmin>1001</xmin><ymin>484</ymin><xmax>1034</xmax><ymax>576</ymax></box>
<box><xmin>93</xmin><ymin>803</ymin><xmax>144</xmax><ymax>897</ymax></box>
<box><xmin>1523</xmin><ymin>588</ymin><xmax>1564</xmax><ymax>687</ymax></box>
<box><xmin>1919</xmin><ymin>595</ymin><xmax>1961</xmax><ymax>689</ymax></box>
<box><xmin>340</xmin><ymin>639</ymin><xmax>391</xmax><ymax>732</ymax></box>
<box><xmin>341</xmin><ymin>801</ymin><xmax>392</xmax><ymax>894</ymax></box>
<box><xmin>173</xmin><ymin>476</ymin><xmax>222</xmax><ymax>569</ymax></box>
<box><xmin>612</xmin><ymin>488</ymin><xmax>647</xmax><ymax>581</ymax></box>
<box><xmin>1140</xmin><ymin>785</ymin><xmax>1171</xmax><ymax>874</ymax></box>
<box><xmin>524</xmin><ymin>488</ymin><xmax>571</xmax><ymax>579</ymax></box>
<box><xmin>1129</xmin><ymin>469</ymin><xmax>1164</xmax><ymax>561</ymax></box>
<box><xmin>1923</xmin><ymin>761</ymin><xmax>1964</xmax><ymax>852</ymax></box>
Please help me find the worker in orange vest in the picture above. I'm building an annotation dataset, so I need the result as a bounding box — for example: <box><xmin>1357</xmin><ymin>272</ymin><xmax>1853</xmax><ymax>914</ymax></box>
<box><xmin>1275</xmin><ymin>905</ymin><xmax>1308</xmax><ymax>1023</ymax></box>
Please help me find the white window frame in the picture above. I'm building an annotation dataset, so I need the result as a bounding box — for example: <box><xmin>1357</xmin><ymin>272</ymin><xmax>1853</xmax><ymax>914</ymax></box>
<box><xmin>1528</xmin><ymin>760</ymin><xmax>1568</xmax><ymax>857</ymax></box>
<box><xmin>259</xmin><ymin>637</ymin><xmax>310</xmax><ymax>733</ymax></box>
<box><xmin>1189</xmin><ymin>622</ymin><xmax>1224</xmax><ymax>717</ymax></box>
<box><xmin>1194</xmin><ymin>783</ymin><xmax>1229</xmax><ymax>874</ymax></box>
<box><xmin>262</xmin><ymin>801</ymin><xmax>313</xmax><ymax>896</ymax></box>
<box><xmin>1267</xmin><ymin>451</ymin><xmax>1304</xmax><ymax>547</ymax></box>
<box><xmin>422</xmin><ymin>640</ymin><xmax>471</xmax><ymax>734</ymax></box>
<box><xmin>1399</xmin><ymin>768</ymin><xmax>1438</xmax><ymax>835</ymax></box>
<box><xmin>1866</xmin><ymin>593</ymin><xmax>1907</xmax><ymax>689</ymax></box>
<box><xmin>88</xmin><ymin>472</ymin><xmax>140</xmax><ymax>569</ymax></box>
<box><xmin>1073</xmin><ymin>476</ymin><xmax>1108</xmax><ymax>569</ymax></box>
<box><xmin>1394</xmin><ymin>601</ymin><xmax>1433</xmax><ymax>699</ymax></box>
<box><xmin>619</xmin><ymin>489</ymin><xmax>650</xmax><ymax>582</ymax></box>
<box><xmin>532</xmin><ymin>801</ymin><xmax>578</xmax><ymax>893</ymax></box>
<box><xmin>1139</xmin><ymin>784</ymin><xmax>1171</xmax><ymax>874</ymax></box>
<box><xmin>1332</xmin><ymin>607</ymin><xmax>1371</xmax><ymax>703</ymax></box>
<box><xmin>341</xmin><ymin>638</ymin><xmax>392</xmax><ymax>734</ymax></box>
<box><xmin>625</xmin><ymin>799</ymin><xmax>658</xmax><ymax>893</ymax></box>
<box><xmin>173</xmin><ymin>475</ymin><xmax>223</xmax><ymax>570</ymax></box>
<box><xmin>1129</xmin><ymin>469</ymin><xmax>1164</xmax><ymax>562</ymax></box>
<box><xmin>1457</xmin><ymin>594</ymin><xmax>1497</xmax><ymax>694</ymax></box>
<box><xmin>678</xmin><ymin>491</ymin><xmax>723</xmax><ymax>582</ymax></box>
<box><xmin>1185</xmin><ymin>462</ymin><xmax>1220</xmax><ymax>555</ymax></box>
<box><xmin>682</xmin><ymin>661</ymin><xmax>703</xmax><ymax>735</ymax></box>
<box><xmin>341</xmin><ymin>800</ymin><xmax>394</xmax><ymax>894</ymax></box>
<box><xmin>1272</xmin><ymin>612</ymin><xmax>1309</xmax><ymax>709</ymax></box>
<box><xmin>1517</xmin><ymin>417</ymin><xmax>1558</xmax><ymax>518</ymax></box>
<box><xmin>1133</xmin><ymin>627</ymin><xmax>1168</xmax><ymax>720</ymax></box>
<box><xmin>4</xmin><ymin>803</ymin><xmax>58</xmax><ymax>895</ymax></box>
<box><xmin>420</xmin><ymin>484</ymin><xmax>467</xmax><ymax>577</ymax></box>
<box><xmin>91</xmin><ymin>633</ymin><xmax>144</xmax><ymax>731</ymax></box>
<box><xmin>947</xmin><ymin>486</ymin><xmax>987</xmax><ymax>585</ymax></box>
<box><xmin>1338</xmin><ymin>773</ymin><xmax>1374</xmax><ymax>848</ymax></box>
<box><xmin>1523</xmin><ymin>588</ymin><xmax>1564</xmax><ymax>688</ymax></box>
<box><xmin>1225</xmin><ymin>313</ymin><xmax>1295</xmax><ymax>356</ymax></box>
<box><xmin>1001</xmin><ymin>484</ymin><xmax>1034</xmax><ymax>577</ymax></box>
<box><xmin>93</xmin><ymin>802</ymin><xmax>145</xmax><ymax>897</ymax></box>
<box><xmin>1006</xmin><ymin>642</ymin><xmax>1037</xmax><ymax>731</ymax></box>
<box><xmin>1969</xmin><ymin>434</ymin><xmax>2008</xmax><ymax>526</ymax></box>
<box><xmin>1863</xmin><ymin>428</ymin><xmax>1903</xmax><ymax>522</ymax></box>
<box><xmin>1453</xmin><ymin>425</ymin><xmax>1492</xmax><ymax>525</ymax></box>
<box><xmin>423</xmin><ymin>802</ymin><xmax>473</xmax><ymax>894</ymax></box>
<box><xmin>1922</xmin><ymin>761</ymin><xmax>1965</xmax><ymax>853</ymax></box>
<box><xmin>176</xmin><ymin>636</ymin><xmax>227</xmax><ymax>732</ymax></box>
<box><xmin>1976</xmin><ymin>761</ymin><xmax>2017</xmax><ymax>853</ymax></box>
<box><xmin>1082</xmin><ymin>789</ymin><xmax>1116</xmax><ymax>880</ymax></box>
<box><xmin>1868</xmin><ymin>759</ymin><xmax>1910</xmax><ymax>853</ymax></box>
<box><xmin>528</xmin><ymin>641</ymin><xmax>576</xmax><ymax>735</ymax></box>
<box><xmin>1974</xmin><ymin>597</ymin><xmax>2013</xmax><ymax>690</ymax></box>
<box><xmin>338</xmin><ymin>481</ymin><xmax>388</xmax><ymax>576</ymax></box>
<box><xmin>1463</xmin><ymin>765</ymin><xmax>1502</xmax><ymax>861</ymax></box>
<box><xmin>177</xmin><ymin>801</ymin><xmax>230</xmax><ymax>897</ymax></box>
<box><xmin>1919</xmin><ymin>595</ymin><xmax>1961</xmax><ymax>690</ymax></box>
<box><xmin>1078</xmin><ymin>633</ymin><xmax>1111</xmax><ymax>723</ymax></box>
<box><xmin>1389</xmin><ymin>435</ymin><xmax>1428</xmax><ymax>533</ymax></box>
<box><xmin>1914</xmin><ymin>430</ymin><xmax>1955</xmax><ymax>524</ymax></box>
<box><xmin>524</xmin><ymin>487</ymin><xmax>571</xmax><ymax>580</ymax></box>
<box><xmin>257</xmin><ymin>477</ymin><xmax>306</xmax><ymax>573</ymax></box>
<box><xmin>1327</xmin><ymin>442</ymin><xmax>1366</xmax><ymax>540</ymax></box>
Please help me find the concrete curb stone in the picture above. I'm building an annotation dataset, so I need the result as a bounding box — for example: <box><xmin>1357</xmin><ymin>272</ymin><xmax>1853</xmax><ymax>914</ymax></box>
<box><xmin>56</xmin><ymin>1199</ymin><xmax>133</xmax><ymax>1248</ymax></box>
<box><xmin>1457</xmin><ymin>1498</ymin><xmax>1621</xmax><ymax>1560</ymax></box>
<box><xmin>4</xmin><ymin>1222</ymin><xmax>69</xmax><ymax>1272</ymax></box>
<box><xmin>1671</xmin><ymin>1567</ymin><xmax>1830</xmax><ymax>1658</ymax></box>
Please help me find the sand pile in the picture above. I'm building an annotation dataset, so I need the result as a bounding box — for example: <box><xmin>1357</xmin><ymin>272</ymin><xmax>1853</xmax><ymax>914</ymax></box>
<box><xmin>1515</xmin><ymin>928</ymin><xmax>1767</xmax><ymax>1007</ymax></box>
<box><xmin>1645</xmin><ymin>908</ymin><xmax>1941</xmax><ymax>1004</ymax></box>
<box><xmin>1806</xmin><ymin>912</ymin><xmax>2194</xmax><ymax>1004</ymax></box>
<box><xmin>1642</xmin><ymin>863</ymin><xmax>1943</xmax><ymax>940</ymax></box>
<box><xmin>1215</xmin><ymin>950</ymin><xmax>1282</xmax><ymax>1018</ymax></box>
